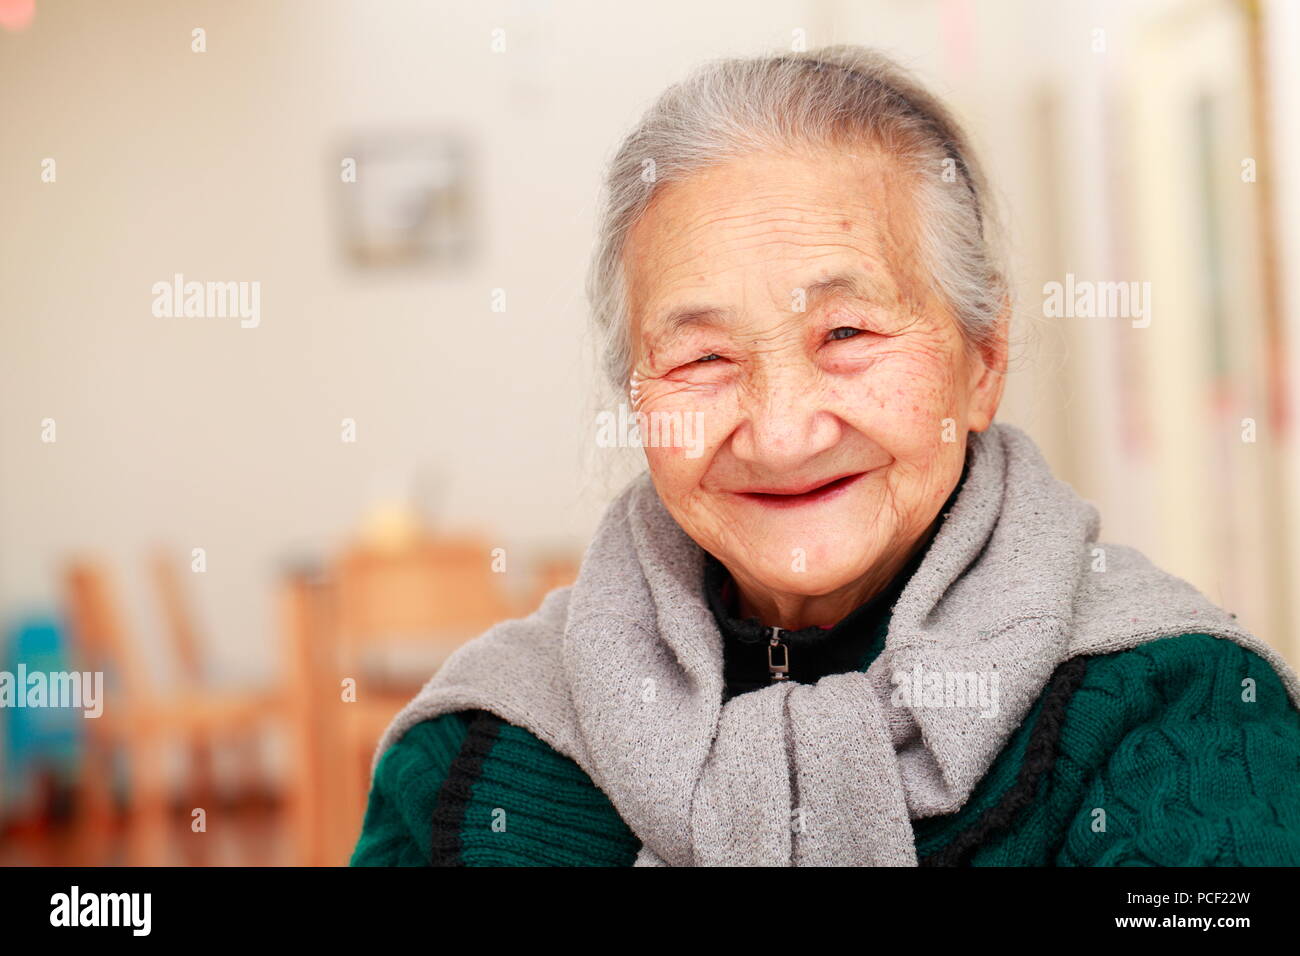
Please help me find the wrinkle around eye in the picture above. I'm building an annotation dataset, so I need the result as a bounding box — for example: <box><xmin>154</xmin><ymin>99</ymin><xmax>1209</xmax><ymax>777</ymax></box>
<box><xmin>661</xmin><ymin>358</ymin><xmax>736</xmax><ymax>388</ymax></box>
<box><xmin>663</xmin><ymin>351</ymin><xmax>729</xmax><ymax>375</ymax></box>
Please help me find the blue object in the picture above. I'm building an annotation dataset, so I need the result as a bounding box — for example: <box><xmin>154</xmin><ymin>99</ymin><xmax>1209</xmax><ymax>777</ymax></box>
<box><xmin>1</xmin><ymin>614</ymin><xmax>83</xmax><ymax>811</ymax></box>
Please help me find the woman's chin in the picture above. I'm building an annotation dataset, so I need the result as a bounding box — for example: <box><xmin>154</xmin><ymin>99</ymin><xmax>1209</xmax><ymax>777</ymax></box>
<box><xmin>724</xmin><ymin>510</ymin><xmax>888</xmax><ymax>576</ymax></box>
<box><xmin>725</xmin><ymin>548</ymin><xmax>882</xmax><ymax>603</ymax></box>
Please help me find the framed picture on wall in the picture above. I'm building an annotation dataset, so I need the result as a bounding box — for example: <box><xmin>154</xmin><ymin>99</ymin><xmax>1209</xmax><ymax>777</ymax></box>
<box><xmin>335</xmin><ymin>129</ymin><xmax>475</xmax><ymax>269</ymax></box>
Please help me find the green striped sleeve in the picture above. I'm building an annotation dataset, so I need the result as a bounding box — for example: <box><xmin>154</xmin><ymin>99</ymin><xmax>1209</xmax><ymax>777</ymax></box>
<box><xmin>350</xmin><ymin>712</ymin><xmax>468</xmax><ymax>866</ymax></box>
<box><xmin>350</xmin><ymin>710</ymin><xmax>640</xmax><ymax>866</ymax></box>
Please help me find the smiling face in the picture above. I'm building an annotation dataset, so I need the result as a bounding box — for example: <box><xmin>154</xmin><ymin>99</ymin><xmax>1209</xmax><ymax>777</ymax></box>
<box><xmin>623</xmin><ymin>145</ymin><xmax>1007</xmax><ymax>628</ymax></box>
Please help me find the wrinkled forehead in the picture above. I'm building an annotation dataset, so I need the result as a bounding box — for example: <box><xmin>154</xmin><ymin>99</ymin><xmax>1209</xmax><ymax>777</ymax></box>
<box><xmin>622</xmin><ymin>148</ymin><xmax>924</xmax><ymax>346</ymax></box>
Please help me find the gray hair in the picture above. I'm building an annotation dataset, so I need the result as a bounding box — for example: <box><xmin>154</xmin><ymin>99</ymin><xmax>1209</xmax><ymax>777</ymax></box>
<box><xmin>585</xmin><ymin>45</ymin><xmax>1008</xmax><ymax>396</ymax></box>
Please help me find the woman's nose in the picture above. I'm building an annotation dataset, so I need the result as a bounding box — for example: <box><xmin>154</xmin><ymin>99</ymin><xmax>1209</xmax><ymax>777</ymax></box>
<box><xmin>728</xmin><ymin>363</ymin><xmax>842</xmax><ymax>469</ymax></box>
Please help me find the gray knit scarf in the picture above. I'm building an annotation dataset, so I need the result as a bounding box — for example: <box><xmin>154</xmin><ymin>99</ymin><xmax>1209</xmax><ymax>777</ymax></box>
<box><xmin>374</xmin><ymin>422</ymin><xmax>1300</xmax><ymax>866</ymax></box>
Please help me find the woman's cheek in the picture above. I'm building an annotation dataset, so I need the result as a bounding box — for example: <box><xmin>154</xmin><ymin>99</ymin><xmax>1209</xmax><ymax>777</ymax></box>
<box><xmin>643</xmin><ymin>443</ymin><xmax>714</xmax><ymax>511</ymax></box>
<box><xmin>631</xmin><ymin>391</ymin><xmax>714</xmax><ymax>477</ymax></box>
<box><xmin>826</xmin><ymin>362</ymin><xmax>956</xmax><ymax>462</ymax></box>
<box><xmin>643</xmin><ymin>377</ymin><xmax>737</xmax><ymax>443</ymax></box>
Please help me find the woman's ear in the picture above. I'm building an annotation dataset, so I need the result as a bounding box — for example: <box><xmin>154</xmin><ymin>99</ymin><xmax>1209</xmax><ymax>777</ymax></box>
<box><xmin>965</xmin><ymin>296</ymin><xmax>1010</xmax><ymax>433</ymax></box>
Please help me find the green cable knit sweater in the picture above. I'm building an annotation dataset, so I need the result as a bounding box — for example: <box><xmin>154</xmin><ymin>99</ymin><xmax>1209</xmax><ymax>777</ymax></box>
<box><xmin>351</xmin><ymin>629</ymin><xmax>1300</xmax><ymax>866</ymax></box>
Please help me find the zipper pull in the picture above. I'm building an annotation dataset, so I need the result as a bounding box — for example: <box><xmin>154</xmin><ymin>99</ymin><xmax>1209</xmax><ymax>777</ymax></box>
<box><xmin>767</xmin><ymin>626</ymin><xmax>790</xmax><ymax>682</ymax></box>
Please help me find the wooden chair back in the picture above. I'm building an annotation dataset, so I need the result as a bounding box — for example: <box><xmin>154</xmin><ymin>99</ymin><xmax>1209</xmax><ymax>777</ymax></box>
<box><xmin>65</xmin><ymin>560</ymin><xmax>151</xmax><ymax>706</ymax></box>
<box><xmin>149</xmin><ymin>550</ymin><xmax>204</xmax><ymax>684</ymax></box>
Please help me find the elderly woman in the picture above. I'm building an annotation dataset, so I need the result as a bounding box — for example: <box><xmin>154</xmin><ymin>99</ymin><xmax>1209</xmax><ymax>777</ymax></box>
<box><xmin>352</xmin><ymin>46</ymin><xmax>1300</xmax><ymax>866</ymax></box>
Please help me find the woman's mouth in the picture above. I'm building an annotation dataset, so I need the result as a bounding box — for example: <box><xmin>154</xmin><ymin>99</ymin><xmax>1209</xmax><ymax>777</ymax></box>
<box><xmin>735</xmin><ymin>471</ymin><xmax>869</xmax><ymax>509</ymax></box>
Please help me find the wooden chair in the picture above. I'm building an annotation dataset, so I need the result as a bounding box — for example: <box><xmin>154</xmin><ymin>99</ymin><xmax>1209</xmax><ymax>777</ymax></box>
<box><xmin>64</xmin><ymin>557</ymin><xmax>285</xmax><ymax>865</ymax></box>
<box><xmin>324</xmin><ymin>534</ymin><xmax>514</xmax><ymax>865</ymax></box>
<box><xmin>278</xmin><ymin>562</ymin><xmax>337</xmax><ymax>867</ymax></box>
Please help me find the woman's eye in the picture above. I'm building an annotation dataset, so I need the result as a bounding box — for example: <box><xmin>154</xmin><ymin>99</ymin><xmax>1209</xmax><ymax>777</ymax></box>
<box><xmin>828</xmin><ymin>326</ymin><xmax>863</xmax><ymax>341</ymax></box>
<box><xmin>667</xmin><ymin>353</ymin><xmax>725</xmax><ymax>375</ymax></box>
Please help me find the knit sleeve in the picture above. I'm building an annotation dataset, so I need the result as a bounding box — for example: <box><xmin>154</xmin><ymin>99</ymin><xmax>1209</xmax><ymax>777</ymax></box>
<box><xmin>442</xmin><ymin>715</ymin><xmax>642</xmax><ymax>866</ymax></box>
<box><xmin>1056</xmin><ymin>634</ymin><xmax>1300</xmax><ymax>866</ymax></box>
<box><xmin>350</xmin><ymin>709</ymin><xmax>641</xmax><ymax>866</ymax></box>
<box><xmin>349</xmin><ymin>712</ymin><xmax>469</xmax><ymax>866</ymax></box>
